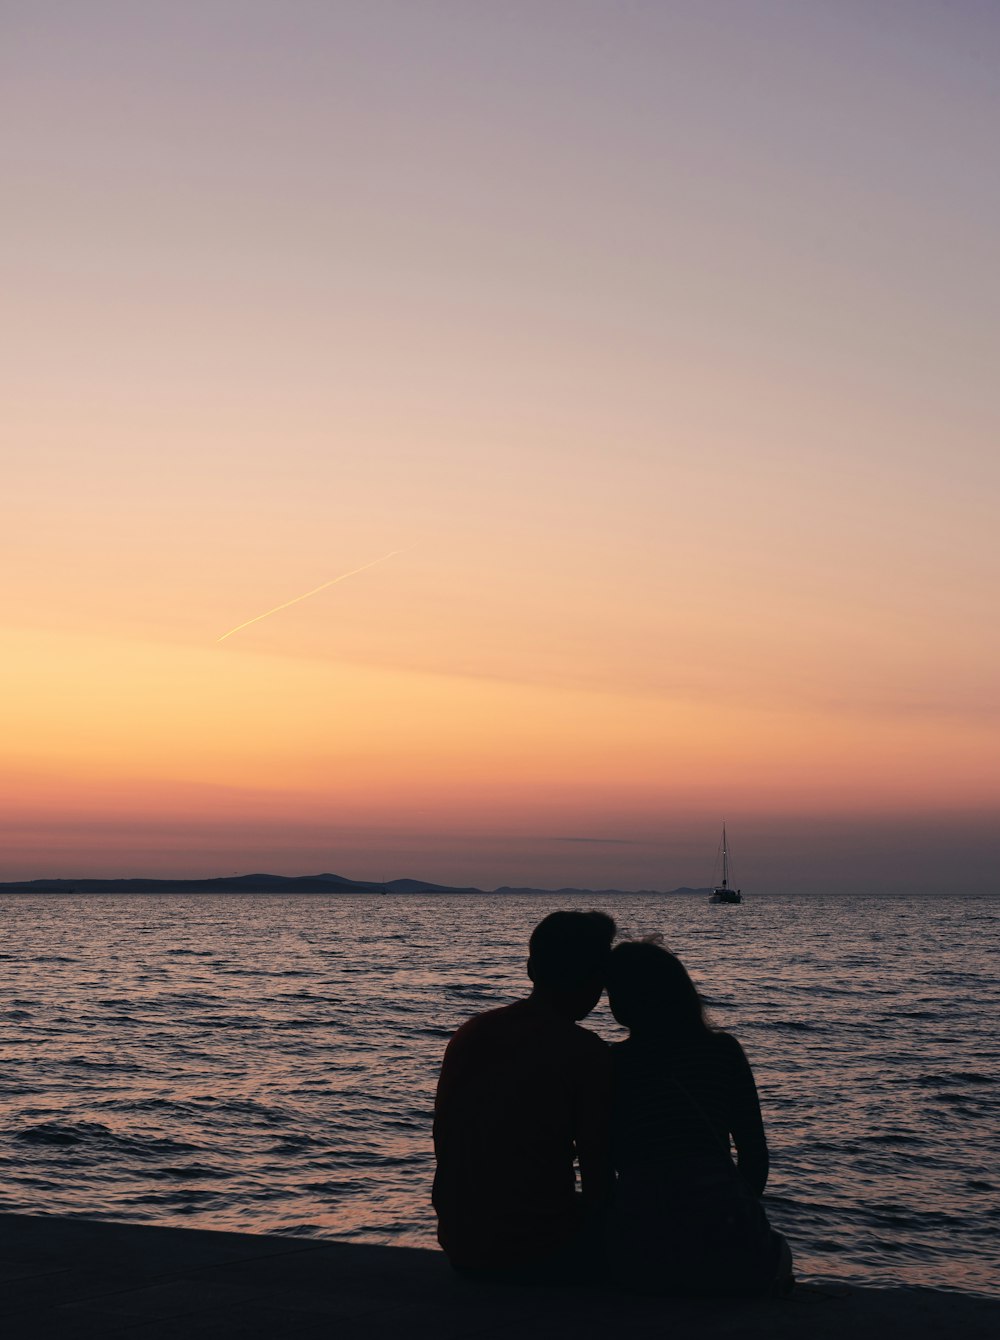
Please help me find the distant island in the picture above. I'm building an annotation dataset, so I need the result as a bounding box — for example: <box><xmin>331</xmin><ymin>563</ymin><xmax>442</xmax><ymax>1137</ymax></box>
<box><xmin>0</xmin><ymin>873</ymin><xmax>713</xmax><ymax>897</ymax></box>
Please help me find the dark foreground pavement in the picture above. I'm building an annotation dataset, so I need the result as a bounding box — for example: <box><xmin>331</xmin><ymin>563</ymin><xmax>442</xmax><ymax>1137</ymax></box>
<box><xmin>1</xmin><ymin>1213</ymin><xmax>996</xmax><ymax>1339</ymax></box>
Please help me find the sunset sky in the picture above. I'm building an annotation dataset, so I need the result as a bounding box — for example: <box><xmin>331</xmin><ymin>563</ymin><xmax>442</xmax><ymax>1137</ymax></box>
<box><xmin>4</xmin><ymin>1</ymin><xmax>998</xmax><ymax>892</ymax></box>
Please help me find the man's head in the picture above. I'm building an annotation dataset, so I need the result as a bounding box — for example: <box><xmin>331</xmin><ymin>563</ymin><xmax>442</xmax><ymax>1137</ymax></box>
<box><xmin>527</xmin><ymin>910</ymin><xmax>616</xmax><ymax>1019</ymax></box>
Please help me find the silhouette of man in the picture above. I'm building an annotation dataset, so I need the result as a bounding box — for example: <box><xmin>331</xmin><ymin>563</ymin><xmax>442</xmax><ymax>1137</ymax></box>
<box><xmin>433</xmin><ymin>910</ymin><xmax>616</xmax><ymax>1278</ymax></box>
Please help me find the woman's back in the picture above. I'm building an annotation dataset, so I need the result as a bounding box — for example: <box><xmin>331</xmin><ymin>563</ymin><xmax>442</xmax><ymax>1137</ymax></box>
<box><xmin>604</xmin><ymin>940</ymin><xmax>791</xmax><ymax>1296</ymax></box>
<box><xmin>611</xmin><ymin>1030</ymin><xmax>768</xmax><ymax>1194</ymax></box>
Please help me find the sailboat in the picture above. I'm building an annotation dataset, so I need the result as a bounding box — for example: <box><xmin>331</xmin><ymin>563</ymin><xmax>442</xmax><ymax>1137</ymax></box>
<box><xmin>710</xmin><ymin>823</ymin><xmax>743</xmax><ymax>904</ymax></box>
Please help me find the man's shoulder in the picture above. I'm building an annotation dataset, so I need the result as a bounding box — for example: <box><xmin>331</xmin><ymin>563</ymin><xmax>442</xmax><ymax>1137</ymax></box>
<box><xmin>447</xmin><ymin>1000</ymin><xmax>608</xmax><ymax>1054</ymax></box>
<box><xmin>448</xmin><ymin>1002</ymin><xmax>513</xmax><ymax>1042</ymax></box>
<box><xmin>444</xmin><ymin>1000</ymin><xmax>531</xmax><ymax>1053</ymax></box>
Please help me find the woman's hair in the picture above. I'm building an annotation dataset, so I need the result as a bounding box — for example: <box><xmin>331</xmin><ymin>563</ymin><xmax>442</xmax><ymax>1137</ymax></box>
<box><xmin>606</xmin><ymin>938</ymin><xmax>712</xmax><ymax>1037</ymax></box>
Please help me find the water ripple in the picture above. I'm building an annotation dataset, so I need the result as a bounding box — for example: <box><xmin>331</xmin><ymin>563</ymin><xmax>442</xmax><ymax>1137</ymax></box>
<box><xmin>0</xmin><ymin>889</ymin><xmax>997</xmax><ymax>1298</ymax></box>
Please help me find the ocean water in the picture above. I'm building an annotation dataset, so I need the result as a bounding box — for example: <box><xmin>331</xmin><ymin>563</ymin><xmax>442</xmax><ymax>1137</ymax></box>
<box><xmin>0</xmin><ymin>891</ymin><xmax>997</xmax><ymax>1298</ymax></box>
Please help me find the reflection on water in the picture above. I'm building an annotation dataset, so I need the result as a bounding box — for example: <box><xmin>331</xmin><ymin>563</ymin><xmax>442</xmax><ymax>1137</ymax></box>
<box><xmin>0</xmin><ymin>891</ymin><xmax>996</xmax><ymax>1296</ymax></box>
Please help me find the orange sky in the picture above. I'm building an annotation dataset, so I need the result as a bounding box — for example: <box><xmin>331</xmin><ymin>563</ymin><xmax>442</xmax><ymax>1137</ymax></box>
<box><xmin>4</xmin><ymin>3</ymin><xmax>999</xmax><ymax>890</ymax></box>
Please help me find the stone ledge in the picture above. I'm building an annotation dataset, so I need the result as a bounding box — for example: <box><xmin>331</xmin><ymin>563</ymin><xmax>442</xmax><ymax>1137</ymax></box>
<box><xmin>1</xmin><ymin>1213</ymin><xmax>996</xmax><ymax>1339</ymax></box>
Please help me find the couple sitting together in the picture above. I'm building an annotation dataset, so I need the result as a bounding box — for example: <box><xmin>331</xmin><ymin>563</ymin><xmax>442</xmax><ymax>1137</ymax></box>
<box><xmin>433</xmin><ymin>911</ymin><xmax>793</xmax><ymax>1297</ymax></box>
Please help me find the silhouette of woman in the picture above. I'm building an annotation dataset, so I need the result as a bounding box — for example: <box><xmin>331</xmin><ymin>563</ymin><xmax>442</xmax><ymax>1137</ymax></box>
<box><xmin>605</xmin><ymin>938</ymin><xmax>793</xmax><ymax>1296</ymax></box>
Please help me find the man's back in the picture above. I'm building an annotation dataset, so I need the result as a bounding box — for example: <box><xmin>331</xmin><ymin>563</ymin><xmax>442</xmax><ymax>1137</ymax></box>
<box><xmin>433</xmin><ymin>997</ymin><xmax>611</xmax><ymax>1271</ymax></box>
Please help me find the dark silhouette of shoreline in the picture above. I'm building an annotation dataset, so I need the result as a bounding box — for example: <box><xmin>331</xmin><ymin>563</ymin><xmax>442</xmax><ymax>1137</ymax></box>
<box><xmin>0</xmin><ymin>874</ymin><xmax>714</xmax><ymax>896</ymax></box>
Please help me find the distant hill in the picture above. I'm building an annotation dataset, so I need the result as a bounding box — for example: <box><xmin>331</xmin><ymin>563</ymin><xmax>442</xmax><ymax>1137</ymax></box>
<box><xmin>0</xmin><ymin>874</ymin><xmax>712</xmax><ymax>896</ymax></box>
<box><xmin>494</xmin><ymin>886</ymin><xmax>712</xmax><ymax>897</ymax></box>
<box><xmin>0</xmin><ymin>873</ymin><xmax>480</xmax><ymax>895</ymax></box>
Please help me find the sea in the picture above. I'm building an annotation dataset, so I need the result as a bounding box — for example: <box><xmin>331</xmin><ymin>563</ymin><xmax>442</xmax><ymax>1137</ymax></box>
<box><xmin>1</xmin><ymin>891</ymin><xmax>997</xmax><ymax>1298</ymax></box>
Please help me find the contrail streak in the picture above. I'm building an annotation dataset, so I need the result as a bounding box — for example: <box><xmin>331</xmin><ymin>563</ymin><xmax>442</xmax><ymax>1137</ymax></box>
<box><xmin>217</xmin><ymin>549</ymin><xmax>405</xmax><ymax>643</ymax></box>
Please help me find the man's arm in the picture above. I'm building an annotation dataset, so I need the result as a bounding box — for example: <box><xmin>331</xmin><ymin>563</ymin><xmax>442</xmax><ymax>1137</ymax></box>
<box><xmin>573</xmin><ymin>1041</ymin><xmax>615</xmax><ymax>1209</ymax></box>
<box><xmin>433</xmin><ymin>1021</ymin><xmax>476</xmax><ymax>1155</ymax></box>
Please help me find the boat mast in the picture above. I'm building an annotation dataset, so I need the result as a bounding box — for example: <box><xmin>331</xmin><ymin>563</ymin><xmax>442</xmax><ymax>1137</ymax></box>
<box><xmin>721</xmin><ymin>822</ymin><xmax>728</xmax><ymax>889</ymax></box>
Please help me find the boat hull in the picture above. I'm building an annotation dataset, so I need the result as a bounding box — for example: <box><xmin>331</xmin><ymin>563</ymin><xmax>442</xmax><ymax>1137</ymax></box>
<box><xmin>710</xmin><ymin>888</ymin><xmax>742</xmax><ymax>904</ymax></box>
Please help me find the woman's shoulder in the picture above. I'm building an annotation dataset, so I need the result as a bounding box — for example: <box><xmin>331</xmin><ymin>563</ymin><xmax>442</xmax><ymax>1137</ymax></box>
<box><xmin>710</xmin><ymin>1028</ymin><xmax>742</xmax><ymax>1050</ymax></box>
<box><xmin>708</xmin><ymin>1029</ymin><xmax>750</xmax><ymax>1061</ymax></box>
<box><xmin>612</xmin><ymin>1032</ymin><xmax>740</xmax><ymax>1063</ymax></box>
<box><xmin>708</xmin><ymin>1029</ymin><xmax>756</xmax><ymax>1078</ymax></box>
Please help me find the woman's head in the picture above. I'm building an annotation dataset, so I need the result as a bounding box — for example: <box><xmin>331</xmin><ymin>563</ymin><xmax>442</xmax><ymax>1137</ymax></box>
<box><xmin>606</xmin><ymin>938</ymin><xmax>711</xmax><ymax>1038</ymax></box>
